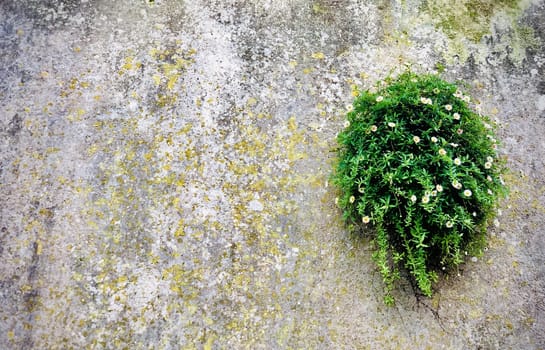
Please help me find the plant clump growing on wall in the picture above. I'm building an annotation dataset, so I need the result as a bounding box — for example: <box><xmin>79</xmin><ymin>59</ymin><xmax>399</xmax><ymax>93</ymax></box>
<box><xmin>332</xmin><ymin>71</ymin><xmax>507</xmax><ymax>304</ymax></box>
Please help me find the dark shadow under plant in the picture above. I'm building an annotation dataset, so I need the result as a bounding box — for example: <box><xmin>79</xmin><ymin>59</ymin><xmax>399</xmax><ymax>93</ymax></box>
<box><xmin>332</xmin><ymin>71</ymin><xmax>508</xmax><ymax>305</ymax></box>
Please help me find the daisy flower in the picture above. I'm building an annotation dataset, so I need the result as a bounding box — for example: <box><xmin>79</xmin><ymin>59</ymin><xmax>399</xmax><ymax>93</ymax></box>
<box><xmin>438</xmin><ymin>148</ymin><xmax>447</xmax><ymax>156</ymax></box>
<box><xmin>454</xmin><ymin>157</ymin><xmax>461</xmax><ymax>166</ymax></box>
<box><xmin>344</xmin><ymin>120</ymin><xmax>350</xmax><ymax>128</ymax></box>
<box><xmin>452</xmin><ymin>180</ymin><xmax>462</xmax><ymax>189</ymax></box>
<box><xmin>420</xmin><ymin>97</ymin><xmax>432</xmax><ymax>105</ymax></box>
<box><xmin>362</xmin><ymin>216</ymin><xmax>370</xmax><ymax>224</ymax></box>
<box><xmin>346</xmin><ymin>104</ymin><xmax>354</xmax><ymax>112</ymax></box>
<box><xmin>453</xmin><ymin>113</ymin><xmax>460</xmax><ymax>120</ymax></box>
<box><xmin>349</xmin><ymin>195</ymin><xmax>355</xmax><ymax>203</ymax></box>
<box><xmin>422</xmin><ymin>196</ymin><xmax>430</xmax><ymax>204</ymax></box>
<box><xmin>388</xmin><ymin>122</ymin><xmax>396</xmax><ymax>128</ymax></box>
<box><xmin>463</xmin><ymin>189</ymin><xmax>472</xmax><ymax>197</ymax></box>
<box><xmin>410</xmin><ymin>195</ymin><xmax>417</xmax><ymax>203</ymax></box>
<box><xmin>446</xmin><ymin>221</ymin><xmax>453</xmax><ymax>228</ymax></box>
<box><xmin>436</xmin><ymin>184</ymin><xmax>443</xmax><ymax>192</ymax></box>
<box><xmin>444</xmin><ymin>104</ymin><xmax>452</xmax><ymax>111</ymax></box>
<box><xmin>431</xmin><ymin>136</ymin><xmax>438</xmax><ymax>143</ymax></box>
<box><xmin>484</xmin><ymin>162</ymin><xmax>492</xmax><ymax>169</ymax></box>
<box><xmin>376</xmin><ymin>96</ymin><xmax>384</xmax><ymax>102</ymax></box>
<box><xmin>457</xmin><ymin>129</ymin><xmax>463</xmax><ymax>135</ymax></box>
<box><xmin>370</xmin><ymin>125</ymin><xmax>378</xmax><ymax>132</ymax></box>
<box><xmin>413</xmin><ymin>136</ymin><xmax>420</xmax><ymax>144</ymax></box>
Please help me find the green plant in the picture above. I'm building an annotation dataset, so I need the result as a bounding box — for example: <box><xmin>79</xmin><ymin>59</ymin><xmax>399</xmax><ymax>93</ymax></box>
<box><xmin>332</xmin><ymin>71</ymin><xmax>507</xmax><ymax>304</ymax></box>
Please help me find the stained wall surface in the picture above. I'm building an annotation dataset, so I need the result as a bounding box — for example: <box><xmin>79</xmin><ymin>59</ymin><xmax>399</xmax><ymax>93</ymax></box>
<box><xmin>1</xmin><ymin>0</ymin><xmax>544</xmax><ymax>349</ymax></box>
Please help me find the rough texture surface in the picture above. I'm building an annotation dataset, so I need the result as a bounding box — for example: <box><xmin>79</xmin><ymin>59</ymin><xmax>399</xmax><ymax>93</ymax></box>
<box><xmin>1</xmin><ymin>0</ymin><xmax>544</xmax><ymax>348</ymax></box>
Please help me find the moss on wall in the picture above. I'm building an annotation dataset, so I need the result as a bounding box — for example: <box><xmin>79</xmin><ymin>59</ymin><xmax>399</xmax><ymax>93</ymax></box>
<box><xmin>424</xmin><ymin>0</ymin><xmax>522</xmax><ymax>42</ymax></box>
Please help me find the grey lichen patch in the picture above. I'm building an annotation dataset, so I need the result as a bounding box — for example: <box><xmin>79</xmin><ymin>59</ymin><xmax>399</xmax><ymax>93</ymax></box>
<box><xmin>57</xmin><ymin>17</ymin><xmax>342</xmax><ymax>344</ymax></box>
<box><xmin>207</xmin><ymin>103</ymin><xmax>335</xmax><ymax>345</ymax></box>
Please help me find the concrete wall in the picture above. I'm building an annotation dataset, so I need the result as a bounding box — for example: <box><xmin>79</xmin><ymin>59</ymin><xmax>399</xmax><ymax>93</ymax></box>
<box><xmin>1</xmin><ymin>0</ymin><xmax>544</xmax><ymax>348</ymax></box>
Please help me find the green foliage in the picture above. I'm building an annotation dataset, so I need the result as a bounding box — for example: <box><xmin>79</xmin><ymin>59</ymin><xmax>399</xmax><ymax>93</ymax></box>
<box><xmin>332</xmin><ymin>71</ymin><xmax>508</xmax><ymax>303</ymax></box>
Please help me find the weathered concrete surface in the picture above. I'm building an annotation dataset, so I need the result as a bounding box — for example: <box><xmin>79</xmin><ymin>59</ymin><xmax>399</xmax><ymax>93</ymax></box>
<box><xmin>1</xmin><ymin>0</ymin><xmax>544</xmax><ymax>348</ymax></box>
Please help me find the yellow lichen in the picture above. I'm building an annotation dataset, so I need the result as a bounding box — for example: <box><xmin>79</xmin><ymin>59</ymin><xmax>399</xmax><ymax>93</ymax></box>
<box><xmin>311</xmin><ymin>52</ymin><xmax>325</xmax><ymax>59</ymax></box>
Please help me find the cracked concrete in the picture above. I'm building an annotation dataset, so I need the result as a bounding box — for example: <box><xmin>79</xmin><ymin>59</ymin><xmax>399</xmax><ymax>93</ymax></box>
<box><xmin>1</xmin><ymin>0</ymin><xmax>545</xmax><ymax>348</ymax></box>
